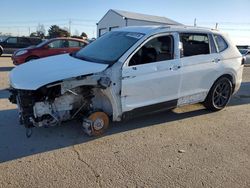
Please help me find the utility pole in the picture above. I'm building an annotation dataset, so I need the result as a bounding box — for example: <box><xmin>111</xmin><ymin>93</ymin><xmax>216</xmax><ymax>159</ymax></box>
<box><xmin>69</xmin><ymin>19</ymin><xmax>72</xmax><ymax>36</ymax></box>
<box><xmin>215</xmin><ymin>23</ymin><xmax>218</xmax><ymax>29</ymax></box>
<box><xmin>28</xmin><ymin>27</ymin><xmax>30</xmax><ymax>36</ymax></box>
<box><xmin>194</xmin><ymin>18</ymin><xmax>197</xmax><ymax>27</ymax></box>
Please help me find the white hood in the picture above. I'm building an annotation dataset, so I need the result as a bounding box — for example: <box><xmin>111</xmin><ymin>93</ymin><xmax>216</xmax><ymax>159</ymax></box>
<box><xmin>9</xmin><ymin>54</ymin><xmax>109</xmax><ymax>90</ymax></box>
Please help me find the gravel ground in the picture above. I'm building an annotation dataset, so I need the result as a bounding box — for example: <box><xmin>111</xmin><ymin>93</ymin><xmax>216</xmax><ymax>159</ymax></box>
<box><xmin>0</xmin><ymin>56</ymin><xmax>250</xmax><ymax>188</ymax></box>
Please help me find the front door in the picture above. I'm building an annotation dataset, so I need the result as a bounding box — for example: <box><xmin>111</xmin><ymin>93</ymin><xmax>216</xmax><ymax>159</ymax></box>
<box><xmin>121</xmin><ymin>33</ymin><xmax>181</xmax><ymax>113</ymax></box>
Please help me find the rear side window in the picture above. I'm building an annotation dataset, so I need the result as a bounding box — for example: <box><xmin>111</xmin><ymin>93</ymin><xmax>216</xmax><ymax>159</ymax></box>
<box><xmin>214</xmin><ymin>34</ymin><xmax>228</xmax><ymax>52</ymax></box>
<box><xmin>68</xmin><ymin>40</ymin><xmax>85</xmax><ymax>47</ymax></box>
<box><xmin>48</xmin><ymin>40</ymin><xmax>63</xmax><ymax>48</ymax></box>
<box><xmin>180</xmin><ymin>33</ymin><xmax>210</xmax><ymax>57</ymax></box>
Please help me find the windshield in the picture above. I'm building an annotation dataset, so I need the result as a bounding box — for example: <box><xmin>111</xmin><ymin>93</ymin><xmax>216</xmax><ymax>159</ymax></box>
<box><xmin>75</xmin><ymin>31</ymin><xmax>144</xmax><ymax>64</ymax></box>
<box><xmin>0</xmin><ymin>36</ymin><xmax>8</xmax><ymax>42</ymax></box>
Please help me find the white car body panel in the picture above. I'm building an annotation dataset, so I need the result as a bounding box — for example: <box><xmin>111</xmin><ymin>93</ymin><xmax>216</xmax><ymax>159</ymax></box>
<box><xmin>179</xmin><ymin>53</ymin><xmax>222</xmax><ymax>99</ymax></box>
<box><xmin>9</xmin><ymin>54</ymin><xmax>108</xmax><ymax>90</ymax></box>
<box><xmin>122</xmin><ymin>59</ymin><xmax>181</xmax><ymax>112</ymax></box>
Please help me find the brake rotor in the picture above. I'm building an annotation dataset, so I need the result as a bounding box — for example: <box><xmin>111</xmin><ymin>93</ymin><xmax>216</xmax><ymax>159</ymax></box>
<box><xmin>88</xmin><ymin>112</ymin><xmax>109</xmax><ymax>136</ymax></box>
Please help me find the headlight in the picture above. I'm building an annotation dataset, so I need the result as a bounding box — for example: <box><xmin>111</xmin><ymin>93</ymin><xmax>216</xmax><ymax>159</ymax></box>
<box><xmin>15</xmin><ymin>50</ymin><xmax>28</xmax><ymax>56</ymax></box>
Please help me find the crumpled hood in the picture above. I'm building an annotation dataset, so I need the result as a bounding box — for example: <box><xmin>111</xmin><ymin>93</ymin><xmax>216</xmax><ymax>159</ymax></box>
<box><xmin>9</xmin><ymin>54</ymin><xmax>109</xmax><ymax>90</ymax></box>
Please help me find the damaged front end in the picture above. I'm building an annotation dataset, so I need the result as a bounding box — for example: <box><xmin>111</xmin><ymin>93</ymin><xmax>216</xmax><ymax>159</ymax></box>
<box><xmin>8</xmin><ymin>74</ymin><xmax>117</xmax><ymax>137</ymax></box>
<box><xmin>9</xmin><ymin>84</ymin><xmax>93</xmax><ymax>128</ymax></box>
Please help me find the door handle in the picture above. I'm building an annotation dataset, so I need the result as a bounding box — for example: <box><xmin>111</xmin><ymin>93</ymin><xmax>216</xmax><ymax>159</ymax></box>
<box><xmin>212</xmin><ymin>58</ymin><xmax>221</xmax><ymax>63</ymax></box>
<box><xmin>170</xmin><ymin>65</ymin><xmax>181</xmax><ymax>71</ymax></box>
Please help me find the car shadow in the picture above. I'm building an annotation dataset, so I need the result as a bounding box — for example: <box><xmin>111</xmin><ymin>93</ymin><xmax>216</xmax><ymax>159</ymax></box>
<box><xmin>229</xmin><ymin>82</ymin><xmax>250</xmax><ymax>106</ymax></box>
<box><xmin>0</xmin><ymin>82</ymin><xmax>249</xmax><ymax>163</ymax></box>
<box><xmin>0</xmin><ymin>106</ymin><xmax>210</xmax><ymax>163</ymax></box>
<box><xmin>0</xmin><ymin>66</ymin><xmax>14</xmax><ymax>72</ymax></box>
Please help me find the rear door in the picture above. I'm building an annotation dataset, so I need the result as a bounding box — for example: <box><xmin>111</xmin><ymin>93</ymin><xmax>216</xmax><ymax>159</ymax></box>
<box><xmin>121</xmin><ymin>33</ymin><xmax>181</xmax><ymax>112</ymax></box>
<box><xmin>178</xmin><ymin>33</ymin><xmax>222</xmax><ymax>105</ymax></box>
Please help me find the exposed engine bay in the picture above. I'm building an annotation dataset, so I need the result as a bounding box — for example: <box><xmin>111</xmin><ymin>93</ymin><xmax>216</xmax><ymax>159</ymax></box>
<box><xmin>9</xmin><ymin>74</ymin><xmax>117</xmax><ymax>137</ymax></box>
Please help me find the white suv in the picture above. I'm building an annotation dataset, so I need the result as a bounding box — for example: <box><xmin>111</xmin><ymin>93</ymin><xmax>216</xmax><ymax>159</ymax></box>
<box><xmin>9</xmin><ymin>26</ymin><xmax>244</xmax><ymax>136</ymax></box>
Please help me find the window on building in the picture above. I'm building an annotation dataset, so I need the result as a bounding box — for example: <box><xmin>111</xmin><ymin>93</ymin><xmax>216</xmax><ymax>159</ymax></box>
<box><xmin>109</xmin><ymin>26</ymin><xmax>119</xmax><ymax>31</ymax></box>
<box><xmin>99</xmin><ymin>28</ymin><xmax>107</xmax><ymax>36</ymax></box>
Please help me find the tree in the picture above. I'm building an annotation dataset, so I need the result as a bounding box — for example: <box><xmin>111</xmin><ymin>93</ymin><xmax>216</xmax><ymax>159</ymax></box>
<box><xmin>81</xmin><ymin>32</ymin><xmax>88</xmax><ymax>38</ymax></box>
<box><xmin>36</xmin><ymin>24</ymin><xmax>46</xmax><ymax>38</ymax></box>
<box><xmin>30</xmin><ymin>32</ymin><xmax>37</xmax><ymax>37</ymax></box>
<box><xmin>48</xmin><ymin>25</ymin><xmax>70</xmax><ymax>38</ymax></box>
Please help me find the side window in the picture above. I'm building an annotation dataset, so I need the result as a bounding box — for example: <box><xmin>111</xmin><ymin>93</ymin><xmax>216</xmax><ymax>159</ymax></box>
<box><xmin>129</xmin><ymin>35</ymin><xmax>174</xmax><ymax>66</ymax></box>
<box><xmin>180</xmin><ymin>33</ymin><xmax>210</xmax><ymax>57</ymax></box>
<box><xmin>214</xmin><ymin>34</ymin><xmax>228</xmax><ymax>52</ymax></box>
<box><xmin>6</xmin><ymin>37</ymin><xmax>18</xmax><ymax>44</ymax></box>
<box><xmin>18</xmin><ymin>37</ymin><xmax>30</xmax><ymax>44</ymax></box>
<box><xmin>48</xmin><ymin>40</ymin><xmax>64</xmax><ymax>48</ymax></box>
<box><xmin>69</xmin><ymin>40</ymin><xmax>81</xmax><ymax>47</ymax></box>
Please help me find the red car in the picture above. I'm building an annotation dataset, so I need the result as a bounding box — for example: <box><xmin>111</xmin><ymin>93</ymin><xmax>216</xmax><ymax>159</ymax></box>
<box><xmin>12</xmin><ymin>37</ymin><xmax>88</xmax><ymax>65</ymax></box>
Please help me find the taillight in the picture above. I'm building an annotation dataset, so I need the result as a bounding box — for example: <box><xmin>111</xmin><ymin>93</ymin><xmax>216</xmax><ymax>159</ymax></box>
<box><xmin>242</xmin><ymin>56</ymin><xmax>246</xmax><ymax>65</ymax></box>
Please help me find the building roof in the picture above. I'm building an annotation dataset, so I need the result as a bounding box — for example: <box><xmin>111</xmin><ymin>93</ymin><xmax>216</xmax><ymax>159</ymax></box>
<box><xmin>111</xmin><ymin>9</ymin><xmax>182</xmax><ymax>25</ymax></box>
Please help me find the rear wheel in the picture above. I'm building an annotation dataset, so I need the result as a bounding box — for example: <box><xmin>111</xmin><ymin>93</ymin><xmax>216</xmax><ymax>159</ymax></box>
<box><xmin>204</xmin><ymin>77</ymin><xmax>232</xmax><ymax>111</ymax></box>
<box><xmin>0</xmin><ymin>48</ymin><xmax>3</xmax><ymax>56</ymax></box>
<box><xmin>25</xmin><ymin>56</ymin><xmax>39</xmax><ymax>62</ymax></box>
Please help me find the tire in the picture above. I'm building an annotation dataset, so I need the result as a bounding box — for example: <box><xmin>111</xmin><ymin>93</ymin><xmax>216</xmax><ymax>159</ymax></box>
<box><xmin>204</xmin><ymin>77</ymin><xmax>232</xmax><ymax>111</ymax></box>
<box><xmin>25</xmin><ymin>56</ymin><xmax>39</xmax><ymax>62</ymax></box>
<box><xmin>0</xmin><ymin>48</ymin><xmax>3</xmax><ymax>56</ymax></box>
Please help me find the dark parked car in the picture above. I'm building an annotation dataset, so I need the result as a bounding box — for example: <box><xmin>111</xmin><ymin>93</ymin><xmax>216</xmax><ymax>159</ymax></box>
<box><xmin>0</xmin><ymin>36</ymin><xmax>42</xmax><ymax>56</ymax></box>
<box><xmin>12</xmin><ymin>37</ymin><xmax>88</xmax><ymax>65</ymax></box>
<box><xmin>239</xmin><ymin>49</ymin><xmax>250</xmax><ymax>64</ymax></box>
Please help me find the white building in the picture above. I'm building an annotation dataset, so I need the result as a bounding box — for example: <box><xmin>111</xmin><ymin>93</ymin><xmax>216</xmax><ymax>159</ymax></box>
<box><xmin>97</xmin><ymin>9</ymin><xmax>182</xmax><ymax>37</ymax></box>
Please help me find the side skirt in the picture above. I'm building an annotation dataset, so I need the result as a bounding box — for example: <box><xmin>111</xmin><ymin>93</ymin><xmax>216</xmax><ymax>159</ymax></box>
<box><xmin>122</xmin><ymin>99</ymin><xmax>177</xmax><ymax>120</ymax></box>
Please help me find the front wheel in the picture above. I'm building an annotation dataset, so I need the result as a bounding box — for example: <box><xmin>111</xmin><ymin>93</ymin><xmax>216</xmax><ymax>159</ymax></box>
<box><xmin>0</xmin><ymin>48</ymin><xmax>3</xmax><ymax>56</ymax></box>
<box><xmin>204</xmin><ymin>77</ymin><xmax>232</xmax><ymax>111</ymax></box>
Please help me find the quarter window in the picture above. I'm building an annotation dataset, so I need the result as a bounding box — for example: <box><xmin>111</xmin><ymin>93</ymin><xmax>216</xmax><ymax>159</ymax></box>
<box><xmin>129</xmin><ymin>35</ymin><xmax>174</xmax><ymax>66</ymax></box>
<box><xmin>180</xmin><ymin>33</ymin><xmax>210</xmax><ymax>57</ymax></box>
<box><xmin>214</xmin><ymin>34</ymin><xmax>228</xmax><ymax>52</ymax></box>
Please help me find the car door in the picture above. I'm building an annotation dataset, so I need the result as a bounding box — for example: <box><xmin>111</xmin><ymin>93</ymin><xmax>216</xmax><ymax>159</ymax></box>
<box><xmin>178</xmin><ymin>33</ymin><xmax>222</xmax><ymax>105</ymax></box>
<box><xmin>121</xmin><ymin>33</ymin><xmax>181</xmax><ymax>113</ymax></box>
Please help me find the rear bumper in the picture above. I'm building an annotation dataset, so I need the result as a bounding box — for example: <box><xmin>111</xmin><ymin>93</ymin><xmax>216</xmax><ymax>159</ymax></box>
<box><xmin>233</xmin><ymin>65</ymin><xmax>244</xmax><ymax>95</ymax></box>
